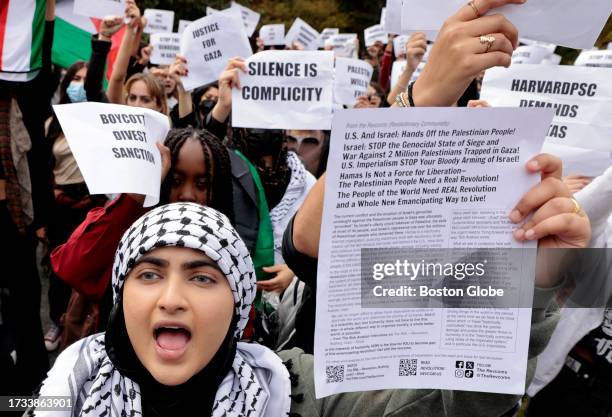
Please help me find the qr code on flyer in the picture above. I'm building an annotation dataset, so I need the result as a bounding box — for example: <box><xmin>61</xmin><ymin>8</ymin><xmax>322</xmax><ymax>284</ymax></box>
<box><xmin>399</xmin><ymin>359</ymin><xmax>418</xmax><ymax>376</ymax></box>
<box><xmin>326</xmin><ymin>365</ymin><xmax>345</xmax><ymax>383</ymax></box>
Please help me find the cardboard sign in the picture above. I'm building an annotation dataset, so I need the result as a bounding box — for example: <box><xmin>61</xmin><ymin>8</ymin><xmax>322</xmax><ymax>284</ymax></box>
<box><xmin>364</xmin><ymin>24</ymin><xmax>387</xmax><ymax>47</ymax></box>
<box><xmin>207</xmin><ymin>6</ymin><xmax>219</xmax><ymax>15</ymax></box>
<box><xmin>232</xmin><ymin>50</ymin><xmax>334</xmax><ymax>129</ymax></box>
<box><xmin>481</xmin><ymin>64</ymin><xmax>612</xmax><ymax>152</ymax></box>
<box><xmin>180</xmin><ymin>10</ymin><xmax>252</xmax><ymax>91</ymax></box>
<box><xmin>178</xmin><ymin>19</ymin><xmax>192</xmax><ymax>34</ymax></box>
<box><xmin>400</xmin><ymin>0</ymin><xmax>610</xmax><ymax>50</ymax></box>
<box><xmin>52</xmin><ymin>103</ymin><xmax>170</xmax><ymax>207</ymax></box>
<box><xmin>320</xmin><ymin>28</ymin><xmax>340</xmax><ymax>48</ymax></box>
<box><xmin>259</xmin><ymin>24</ymin><xmax>285</xmax><ymax>46</ymax></box>
<box><xmin>73</xmin><ymin>0</ymin><xmax>125</xmax><ymax>19</ymax></box>
<box><xmin>230</xmin><ymin>1</ymin><xmax>260</xmax><ymax>37</ymax></box>
<box><xmin>285</xmin><ymin>18</ymin><xmax>320</xmax><ymax>51</ymax></box>
<box><xmin>574</xmin><ymin>50</ymin><xmax>612</xmax><ymax>68</ymax></box>
<box><xmin>150</xmin><ymin>33</ymin><xmax>181</xmax><ymax>65</ymax></box>
<box><xmin>144</xmin><ymin>9</ymin><xmax>175</xmax><ymax>34</ymax></box>
<box><xmin>333</xmin><ymin>58</ymin><xmax>373</xmax><ymax>106</ymax></box>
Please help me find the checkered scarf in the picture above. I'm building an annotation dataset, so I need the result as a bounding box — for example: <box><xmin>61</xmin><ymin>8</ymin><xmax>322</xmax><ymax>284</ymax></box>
<box><xmin>30</xmin><ymin>203</ymin><xmax>291</xmax><ymax>417</ymax></box>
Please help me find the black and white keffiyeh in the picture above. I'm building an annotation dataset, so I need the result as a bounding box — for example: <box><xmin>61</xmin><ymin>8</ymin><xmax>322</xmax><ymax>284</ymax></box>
<box><xmin>31</xmin><ymin>203</ymin><xmax>291</xmax><ymax>417</ymax></box>
<box><xmin>269</xmin><ymin>151</ymin><xmax>306</xmax><ymax>228</ymax></box>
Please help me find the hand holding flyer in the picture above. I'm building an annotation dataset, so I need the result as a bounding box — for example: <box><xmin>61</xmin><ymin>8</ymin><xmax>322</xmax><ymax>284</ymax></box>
<box><xmin>52</xmin><ymin>103</ymin><xmax>170</xmax><ymax>207</ymax></box>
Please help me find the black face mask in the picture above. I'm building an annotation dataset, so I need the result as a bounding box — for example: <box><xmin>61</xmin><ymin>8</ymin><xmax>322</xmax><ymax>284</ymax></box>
<box><xmin>231</xmin><ymin>129</ymin><xmax>291</xmax><ymax>210</ymax></box>
<box><xmin>199</xmin><ymin>99</ymin><xmax>217</xmax><ymax>119</ymax></box>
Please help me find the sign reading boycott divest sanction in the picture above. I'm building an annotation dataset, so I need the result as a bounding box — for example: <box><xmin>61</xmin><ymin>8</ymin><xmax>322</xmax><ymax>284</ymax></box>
<box><xmin>180</xmin><ymin>10</ymin><xmax>252</xmax><ymax>91</ymax></box>
<box><xmin>232</xmin><ymin>50</ymin><xmax>334</xmax><ymax>130</ymax></box>
<box><xmin>334</xmin><ymin>58</ymin><xmax>373</xmax><ymax>106</ymax></box>
<box><xmin>52</xmin><ymin>103</ymin><xmax>170</xmax><ymax>207</ymax></box>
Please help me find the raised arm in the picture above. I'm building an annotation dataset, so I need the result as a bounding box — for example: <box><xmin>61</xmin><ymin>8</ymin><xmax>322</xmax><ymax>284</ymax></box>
<box><xmin>107</xmin><ymin>0</ymin><xmax>143</xmax><ymax>104</ymax></box>
<box><xmin>387</xmin><ymin>32</ymin><xmax>427</xmax><ymax>105</ymax></box>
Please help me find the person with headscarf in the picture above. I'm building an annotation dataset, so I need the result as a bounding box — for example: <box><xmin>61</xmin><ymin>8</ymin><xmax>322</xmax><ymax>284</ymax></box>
<box><xmin>50</xmin><ymin>128</ymin><xmax>241</xmax><ymax>349</ymax></box>
<box><xmin>29</xmin><ymin>188</ymin><xmax>588</xmax><ymax>417</ymax></box>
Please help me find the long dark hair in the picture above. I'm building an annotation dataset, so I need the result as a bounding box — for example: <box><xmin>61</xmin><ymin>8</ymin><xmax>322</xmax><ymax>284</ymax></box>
<box><xmin>47</xmin><ymin>61</ymin><xmax>88</xmax><ymax>143</ymax></box>
<box><xmin>161</xmin><ymin>128</ymin><xmax>235</xmax><ymax>224</ymax></box>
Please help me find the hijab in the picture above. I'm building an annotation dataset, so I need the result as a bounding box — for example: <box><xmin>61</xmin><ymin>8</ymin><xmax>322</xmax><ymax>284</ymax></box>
<box><xmin>30</xmin><ymin>203</ymin><xmax>291</xmax><ymax>417</ymax></box>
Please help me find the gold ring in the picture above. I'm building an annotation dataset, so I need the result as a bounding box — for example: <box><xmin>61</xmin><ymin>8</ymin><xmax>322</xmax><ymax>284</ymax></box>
<box><xmin>468</xmin><ymin>1</ymin><xmax>481</xmax><ymax>18</ymax></box>
<box><xmin>570</xmin><ymin>198</ymin><xmax>585</xmax><ymax>216</ymax></box>
<box><xmin>479</xmin><ymin>35</ymin><xmax>495</xmax><ymax>53</ymax></box>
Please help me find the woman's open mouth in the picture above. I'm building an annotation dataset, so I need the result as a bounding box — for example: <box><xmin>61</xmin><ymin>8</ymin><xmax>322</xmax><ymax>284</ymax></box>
<box><xmin>153</xmin><ymin>324</ymin><xmax>192</xmax><ymax>361</ymax></box>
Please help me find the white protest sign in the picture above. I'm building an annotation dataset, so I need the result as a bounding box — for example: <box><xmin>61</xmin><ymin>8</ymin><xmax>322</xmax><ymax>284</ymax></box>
<box><xmin>541</xmin><ymin>54</ymin><xmax>562</xmax><ymax>66</ymax></box>
<box><xmin>333</xmin><ymin>58</ymin><xmax>373</xmax><ymax>106</ymax></box>
<box><xmin>328</xmin><ymin>34</ymin><xmax>358</xmax><ymax>58</ymax></box>
<box><xmin>178</xmin><ymin>20</ymin><xmax>192</xmax><ymax>34</ymax></box>
<box><xmin>380</xmin><ymin>7</ymin><xmax>387</xmax><ymax>26</ymax></box>
<box><xmin>390</xmin><ymin>60</ymin><xmax>407</xmax><ymax>89</ymax></box>
<box><xmin>73</xmin><ymin>0</ymin><xmax>125</xmax><ymax>18</ymax></box>
<box><xmin>400</xmin><ymin>0</ymin><xmax>611</xmax><ymax>50</ymax></box>
<box><xmin>232</xmin><ymin>50</ymin><xmax>334</xmax><ymax>129</ymax></box>
<box><xmin>52</xmin><ymin>103</ymin><xmax>170</xmax><ymax>207</ymax></box>
<box><xmin>150</xmin><ymin>33</ymin><xmax>181</xmax><ymax>65</ymax></box>
<box><xmin>230</xmin><ymin>2</ymin><xmax>261</xmax><ymax>37</ymax></box>
<box><xmin>481</xmin><ymin>65</ymin><xmax>612</xmax><ymax>152</ymax></box>
<box><xmin>511</xmin><ymin>45</ymin><xmax>553</xmax><ymax>65</ymax></box>
<box><xmin>574</xmin><ymin>50</ymin><xmax>612</xmax><ymax>68</ymax></box>
<box><xmin>364</xmin><ymin>24</ymin><xmax>387</xmax><ymax>47</ymax></box>
<box><xmin>393</xmin><ymin>35</ymin><xmax>409</xmax><ymax>57</ymax></box>
<box><xmin>285</xmin><ymin>18</ymin><xmax>321</xmax><ymax>51</ymax></box>
<box><xmin>519</xmin><ymin>38</ymin><xmax>557</xmax><ymax>54</ymax></box>
<box><xmin>384</xmin><ymin>0</ymin><xmax>402</xmax><ymax>34</ymax></box>
<box><xmin>542</xmin><ymin>142</ymin><xmax>612</xmax><ymax>177</ymax></box>
<box><xmin>180</xmin><ymin>10</ymin><xmax>252</xmax><ymax>92</ymax></box>
<box><xmin>609</xmin><ymin>43</ymin><xmax>612</xmax><ymax>50</ymax></box>
<box><xmin>144</xmin><ymin>9</ymin><xmax>175</xmax><ymax>34</ymax></box>
<box><xmin>390</xmin><ymin>60</ymin><xmax>424</xmax><ymax>89</ymax></box>
<box><xmin>315</xmin><ymin>107</ymin><xmax>554</xmax><ymax>397</ymax></box>
<box><xmin>320</xmin><ymin>28</ymin><xmax>340</xmax><ymax>48</ymax></box>
<box><xmin>207</xmin><ymin>6</ymin><xmax>219</xmax><ymax>15</ymax></box>
<box><xmin>259</xmin><ymin>24</ymin><xmax>285</xmax><ymax>46</ymax></box>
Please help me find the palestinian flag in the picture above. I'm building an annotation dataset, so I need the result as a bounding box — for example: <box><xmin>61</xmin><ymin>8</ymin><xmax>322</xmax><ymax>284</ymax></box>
<box><xmin>54</xmin><ymin>0</ymin><xmax>125</xmax><ymax>82</ymax></box>
<box><xmin>0</xmin><ymin>0</ymin><xmax>47</xmax><ymax>82</ymax></box>
<box><xmin>53</xmin><ymin>0</ymin><xmax>97</xmax><ymax>69</ymax></box>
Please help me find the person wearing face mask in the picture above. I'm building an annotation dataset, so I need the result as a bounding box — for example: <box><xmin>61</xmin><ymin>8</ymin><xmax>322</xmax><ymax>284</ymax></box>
<box><xmin>285</xmin><ymin>130</ymin><xmax>329</xmax><ymax>178</ymax></box>
<box><xmin>43</xmin><ymin>60</ymin><xmax>110</xmax><ymax>352</ymax></box>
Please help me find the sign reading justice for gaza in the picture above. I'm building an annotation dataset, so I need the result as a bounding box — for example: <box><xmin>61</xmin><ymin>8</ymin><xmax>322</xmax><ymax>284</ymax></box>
<box><xmin>52</xmin><ymin>103</ymin><xmax>170</xmax><ymax>207</ymax></box>
<box><xmin>232</xmin><ymin>51</ymin><xmax>334</xmax><ymax>130</ymax></box>
<box><xmin>180</xmin><ymin>10</ymin><xmax>252</xmax><ymax>92</ymax></box>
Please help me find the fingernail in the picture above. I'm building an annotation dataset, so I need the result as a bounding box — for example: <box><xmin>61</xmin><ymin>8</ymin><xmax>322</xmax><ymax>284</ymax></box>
<box><xmin>509</xmin><ymin>210</ymin><xmax>521</xmax><ymax>223</ymax></box>
<box><xmin>528</xmin><ymin>160</ymin><xmax>540</xmax><ymax>170</ymax></box>
<box><xmin>525</xmin><ymin>229</ymin><xmax>535</xmax><ymax>240</ymax></box>
<box><xmin>513</xmin><ymin>228</ymin><xmax>525</xmax><ymax>240</ymax></box>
